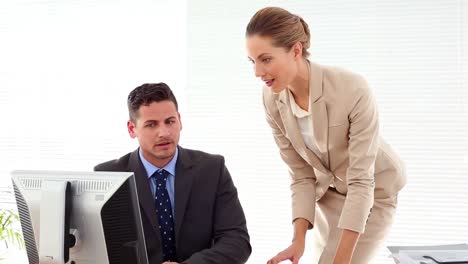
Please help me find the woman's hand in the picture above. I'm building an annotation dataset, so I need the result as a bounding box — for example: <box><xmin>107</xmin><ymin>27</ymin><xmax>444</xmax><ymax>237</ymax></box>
<box><xmin>267</xmin><ymin>239</ymin><xmax>305</xmax><ymax>264</ymax></box>
<box><xmin>267</xmin><ymin>218</ymin><xmax>309</xmax><ymax>264</ymax></box>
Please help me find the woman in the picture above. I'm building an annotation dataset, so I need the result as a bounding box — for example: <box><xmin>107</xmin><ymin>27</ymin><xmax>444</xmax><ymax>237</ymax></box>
<box><xmin>245</xmin><ymin>7</ymin><xmax>406</xmax><ymax>264</ymax></box>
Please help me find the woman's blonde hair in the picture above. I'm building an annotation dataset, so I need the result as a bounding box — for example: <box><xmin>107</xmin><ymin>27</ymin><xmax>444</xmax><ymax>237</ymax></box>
<box><xmin>246</xmin><ymin>7</ymin><xmax>311</xmax><ymax>58</ymax></box>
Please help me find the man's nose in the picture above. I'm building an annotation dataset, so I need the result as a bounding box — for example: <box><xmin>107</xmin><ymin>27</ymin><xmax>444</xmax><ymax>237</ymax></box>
<box><xmin>158</xmin><ymin>125</ymin><xmax>170</xmax><ymax>137</ymax></box>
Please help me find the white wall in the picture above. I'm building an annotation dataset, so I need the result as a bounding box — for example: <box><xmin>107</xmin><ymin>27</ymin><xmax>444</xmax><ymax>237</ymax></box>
<box><xmin>0</xmin><ymin>0</ymin><xmax>187</xmax><ymax>180</ymax></box>
<box><xmin>186</xmin><ymin>0</ymin><xmax>468</xmax><ymax>263</ymax></box>
<box><xmin>0</xmin><ymin>0</ymin><xmax>467</xmax><ymax>263</ymax></box>
<box><xmin>0</xmin><ymin>1</ymin><xmax>186</xmax><ymax>260</ymax></box>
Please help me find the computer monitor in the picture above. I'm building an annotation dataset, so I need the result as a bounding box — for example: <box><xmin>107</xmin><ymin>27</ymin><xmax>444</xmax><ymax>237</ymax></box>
<box><xmin>11</xmin><ymin>170</ymin><xmax>149</xmax><ymax>264</ymax></box>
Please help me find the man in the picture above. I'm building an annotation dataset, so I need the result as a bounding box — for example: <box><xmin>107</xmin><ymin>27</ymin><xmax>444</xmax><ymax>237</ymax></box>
<box><xmin>95</xmin><ymin>83</ymin><xmax>251</xmax><ymax>264</ymax></box>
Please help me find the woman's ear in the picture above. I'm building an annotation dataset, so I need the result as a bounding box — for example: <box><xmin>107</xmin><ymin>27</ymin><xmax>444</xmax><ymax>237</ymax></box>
<box><xmin>292</xmin><ymin>41</ymin><xmax>303</xmax><ymax>59</ymax></box>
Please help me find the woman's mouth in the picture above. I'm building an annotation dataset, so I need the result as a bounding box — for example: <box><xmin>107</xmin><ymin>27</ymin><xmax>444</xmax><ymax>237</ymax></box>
<box><xmin>264</xmin><ymin>79</ymin><xmax>275</xmax><ymax>87</ymax></box>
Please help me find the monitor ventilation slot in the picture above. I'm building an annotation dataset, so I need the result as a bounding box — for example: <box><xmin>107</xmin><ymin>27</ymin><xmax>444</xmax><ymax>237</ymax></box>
<box><xmin>20</xmin><ymin>178</ymin><xmax>42</xmax><ymax>190</ymax></box>
<box><xmin>75</xmin><ymin>180</ymin><xmax>113</xmax><ymax>193</ymax></box>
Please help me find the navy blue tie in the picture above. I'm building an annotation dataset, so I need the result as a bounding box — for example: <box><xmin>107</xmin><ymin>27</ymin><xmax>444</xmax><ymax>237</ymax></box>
<box><xmin>153</xmin><ymin>169</ymin><xmax>176</xmax><ymax>261</ymax></box>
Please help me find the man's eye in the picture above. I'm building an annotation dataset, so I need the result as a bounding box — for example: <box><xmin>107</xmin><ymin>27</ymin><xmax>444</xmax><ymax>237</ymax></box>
<box><xmin>263</xmin><ymin>58</ymin><xmax>271</xmax><ymax>63</ymax></box>
<box><xmin>145</xmin><ymin>123</ymin><xmax>155</xmax><ymax>127</ymax></box>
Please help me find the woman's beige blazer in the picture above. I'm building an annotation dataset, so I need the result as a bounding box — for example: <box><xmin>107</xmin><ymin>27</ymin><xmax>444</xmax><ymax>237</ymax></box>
<box><xmin>262</xmin><ymin>62</ymin><xmax>407</xmax><ymax>233</ymax></box>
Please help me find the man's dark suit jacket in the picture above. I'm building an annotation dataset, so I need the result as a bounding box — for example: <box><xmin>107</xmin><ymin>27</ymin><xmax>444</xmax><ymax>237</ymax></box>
<box><xmin>94</xmin><ymin>146</ymin><xmax>251</xmax><ymax>264</ymax></box>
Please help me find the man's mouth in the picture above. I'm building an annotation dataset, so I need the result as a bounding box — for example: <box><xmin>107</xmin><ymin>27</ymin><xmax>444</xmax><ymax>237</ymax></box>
<box><xmin>156</xmin><ymin>142</ymin><xmax>171</xmax><ymax>147</ymax></box>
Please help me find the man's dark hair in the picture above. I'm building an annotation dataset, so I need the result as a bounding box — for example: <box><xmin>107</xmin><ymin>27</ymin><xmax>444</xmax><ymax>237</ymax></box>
<box><xmin>127</xmin><ymin>83</ymin><xmax>178</xmax><ymax>122</ymax></box>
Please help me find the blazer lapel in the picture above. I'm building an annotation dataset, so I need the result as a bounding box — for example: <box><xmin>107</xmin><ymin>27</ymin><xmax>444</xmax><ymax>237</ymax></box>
<box><xmin>310</xmin><ymin>101</ymin><xmax>330</xmax><ymax>169</ymax></box>
<box><xmin>127</xmin><ymin>149</ymin><xmax>161</xmax><ymax>242</ymax></box>
<box><xmin>276</xmin><ymin>92</ymin><xmax>306</xmax><ymax>155</ymax></box>
<box><xmin>174</xmin><ymin>146</ymin><xmax>195</xmax><ymax>247</ymax></box>
<box><xmin>275</xmin><ymin>62</ymin><xmax>332</xmax><ymax>176</ymax></box>
<box><xmin>276</xmin><ymin>91</ymin><xmax>330</xmax><ymax>175</ymax></box>
<box><xmin>309</xmin><ymin>62</ymin><xmax>330</xmax><ymax>169</ymax></box>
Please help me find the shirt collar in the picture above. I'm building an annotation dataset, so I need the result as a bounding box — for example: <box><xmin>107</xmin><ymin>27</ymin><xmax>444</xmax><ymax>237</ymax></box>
<box><xmin>139</xmin><ymin>147</ymin><xmax>178</xmax><ymax>179</ymax></box>
<box><xmin>288</xmin><ymin>88</ymin><xmax>312</xmax><ymax>118</ymax></box>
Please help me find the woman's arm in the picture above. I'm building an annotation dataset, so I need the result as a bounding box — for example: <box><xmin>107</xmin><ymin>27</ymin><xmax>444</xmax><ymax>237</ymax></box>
<box><xmin>292</xmin><ymin>218</ymin><xmax>310</xmax><ymax>242</ymax></box>
<box><xmin>333</xmin><ymin>229</ymin><xmax>360</xmax><ymax>264</ymax></box>
<box><xmin>334</xmin><ymin>75</ymin><xmax>380</xmax><ymax>262</ymax></box>
<box><xmin>262</xmin><ymin>89</ymin><xmax>316</xmax><ymax>264</ymax></box>
<box><xmin>338</xmin><ymin>76</ymin><xmax>379</xmax><ymax>234</ymax></box>
<box><xmin>262</xmin><ymin>88</ymin><xmax>317</xmax><ymax>227</ymax></box>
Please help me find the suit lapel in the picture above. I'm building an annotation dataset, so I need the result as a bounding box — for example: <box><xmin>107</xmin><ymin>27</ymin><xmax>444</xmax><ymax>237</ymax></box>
<box><xmin>309</xmin><ymin>62</ymin><xmax>330</xmax><ymax>169</ymax></box>
<box><xmin>276</xmin><ymin>94</ymin><xmax>307</xmax><ymax>155</ymax></box>
<box><xmin>277</xmin><ymin>92</ymin><xmax>330</xmax><ymax>174</ymax></box>
<box><xmin>127</xmin><ymin>149</ymin><xmax>161</xmax><ymax>242</ymax></box>
<box><xmin>310</xmin><ymin>101</ymin><xmax>329</xmax><ymax>168</ymax></box>
<box><xmin>174</xmin><ymin>146</ymin><xmax>194</xmax><ymax>247</ymax></box>
<box><xmin>276</xmin><ymin>62</ymin><xmax>331</xmax><ymax>175</ymax></box>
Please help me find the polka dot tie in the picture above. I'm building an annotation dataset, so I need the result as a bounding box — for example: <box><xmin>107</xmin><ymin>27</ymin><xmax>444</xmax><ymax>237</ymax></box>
<box><xmin>153</xmin><ymin>169</ymin><xmax>176</xmax><ymax>261</ymax></box>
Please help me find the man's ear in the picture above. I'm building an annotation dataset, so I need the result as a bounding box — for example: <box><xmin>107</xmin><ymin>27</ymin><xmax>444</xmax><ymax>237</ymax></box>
<box><xmin>178</xmin><ymin>112</ymin><xmax>182</xmax><ymax>131</ymax></box>
<box><xmin>127</xmin><ymin>120</ymin><xmax>137</xmax><ymax>138</ymax></box>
